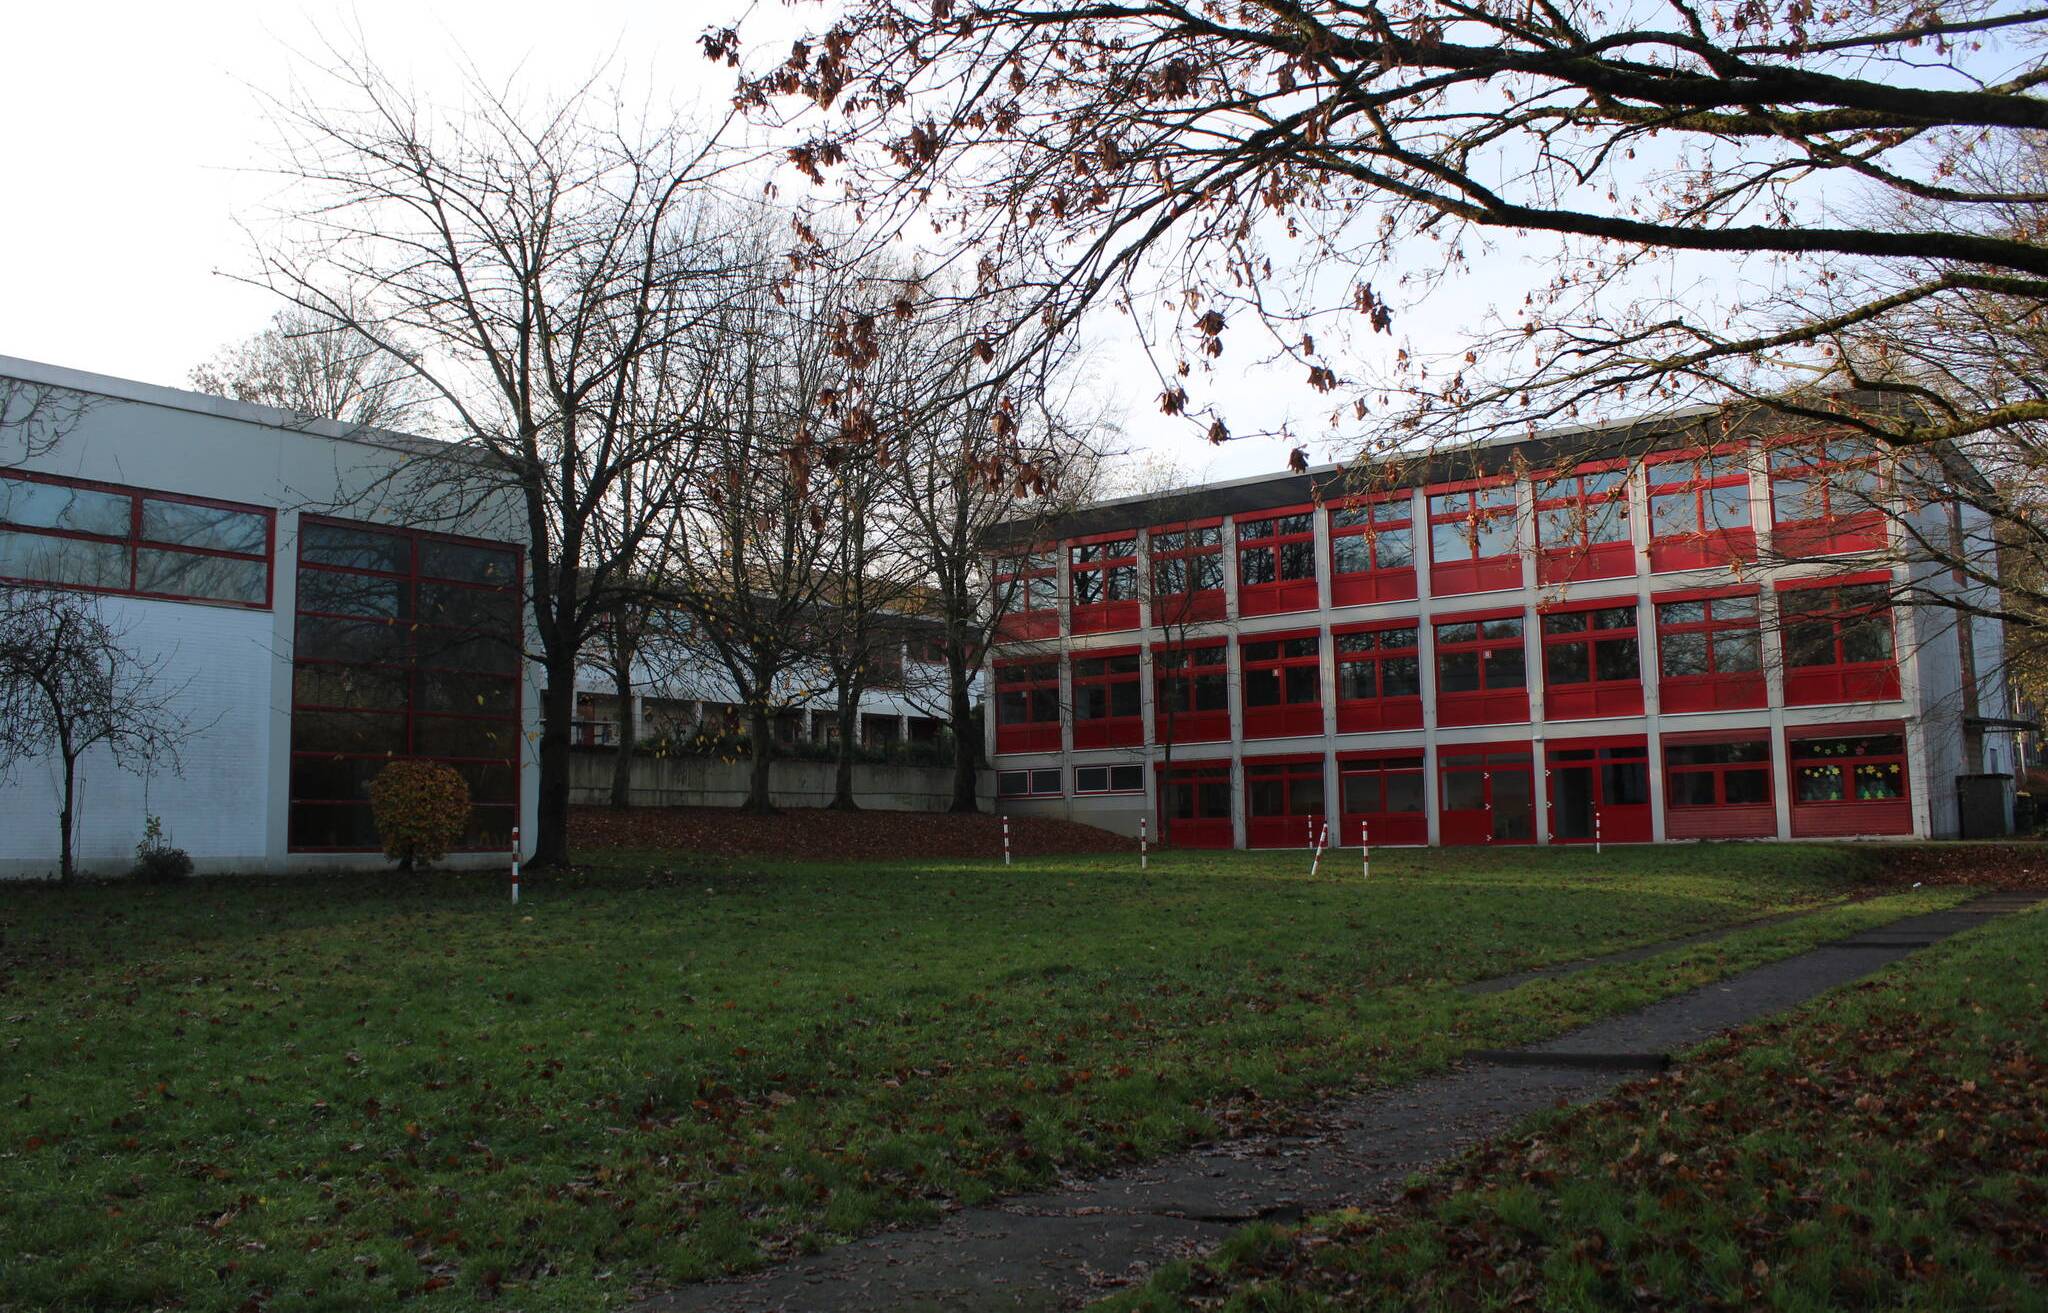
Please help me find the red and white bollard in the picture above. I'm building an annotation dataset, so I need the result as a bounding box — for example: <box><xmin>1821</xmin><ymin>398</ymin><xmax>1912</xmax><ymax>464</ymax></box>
<box><xmin>1002</xmin><ymin>815</ymin><xmax>1011</xmax><ymax>867</ymax></box>
<box><xmin>1361</xmin><ymin>818</ymin><xmax>1371</xmax><ymax>880</ymax></box>
<box><xmin>1306</xmin><ymin>815</ymin><xmax>1315</xmax><ymax>850</ymax></box>
<box><xmin>1594</xmin><ymin>809</ymin><xmax>1603</xmax><ymax>856</ymax></box>
<box><xmin>1309</xmin><ymin>821</ymin><xmax>1328</xmax><ymax>878</ymax></box>
<box><xmin>510</xmin><ymin>825</ymin><xmax>521</xmax><ymax>905</ymax></box>
<box><xmin>1139</xmin><ymin>815</ymin><xmax>1148</xmax><ymax>871</ymax></box>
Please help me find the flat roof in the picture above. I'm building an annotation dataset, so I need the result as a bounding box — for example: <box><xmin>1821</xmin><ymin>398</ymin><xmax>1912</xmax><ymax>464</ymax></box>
<box><xmin>0</xmin><ymin>352</ymin><xmax>457</xmax><ymax>462</ymax></box>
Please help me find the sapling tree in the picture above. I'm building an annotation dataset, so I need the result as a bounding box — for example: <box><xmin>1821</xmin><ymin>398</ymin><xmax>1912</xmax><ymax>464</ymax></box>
<box><xmin>0</xmin><ymin>586</ymin><xmax>191</xmax><ymax>880</ymax></box>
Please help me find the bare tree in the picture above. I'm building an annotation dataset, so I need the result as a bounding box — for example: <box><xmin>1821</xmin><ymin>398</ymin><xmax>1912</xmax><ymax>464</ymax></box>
<box><xmin>189</xmin><ymin>305</ymin><xmax>434</xmax><ymax>431</ymax></box>
<box><xmin>256</xmin><ymin>49</ymin><xmax>741</xmax><ymax>865</ymax></box>
<box><xmin>0</xmin><ymin>587</ymin><xmax>191</xmax><ymax>880</ymax></box>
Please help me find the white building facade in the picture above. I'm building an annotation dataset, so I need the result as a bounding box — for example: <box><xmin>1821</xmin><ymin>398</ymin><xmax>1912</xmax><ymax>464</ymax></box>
<box><xmin>985</xmin><ymin>413</ymin><xmax>2016</xmax><ymax>848</ymax></box>
<box><xmin>0</xmin><ymin>356</ymin><xmax>540</xmax><ymax>877</ymax></box>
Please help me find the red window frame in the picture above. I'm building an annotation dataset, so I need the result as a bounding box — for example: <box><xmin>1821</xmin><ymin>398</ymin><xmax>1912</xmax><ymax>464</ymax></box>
<box><xmin>1328</xmin><ymin>493</ymin><xmax>1417</xmax><ymax>605</ymax></box>
<box><xmin>1653</xmin><ymin>586</ymin><xmax>1766</xmax><ymax>712</ymax></box>
<box><xmin>1333</xmin><ymin>621</ymin><xmax>1423</xmax><ymax>732</ymax></box>
<box><xmin>289</xmin><ymin>515</ymin><xmax>523</xmax><ymax>853</ymax></box>
<box><xmin>1239</xmin><ymin>629</ymin><xmax>1324</xmax><ymax>739</ymax></box>
<box><xmin>1158</xmin><ymin>759</ymin><xmax>1234</xmax><ymax>848</ymax></box>
<box><xmin>1544</xmin><ymin>734</ymin><xmax>1653</xmax><ymax>844</ymax></box>
<box><xmin>1539</xmin><ymin>601</ymin><xmax>1644</xmax><ymax>720</ymax></box>
<box><xmin>993</xmin><ymin>658</ymin><xmax>1063</xmax><ymax>754</ymax></box>
<box><xmin>1148</xmin><ymin>519</ymin><xmax>1226</xmax><ymax>624</ymax></box>
<box><xmin>993</xmin><ymin>550</ymin><xmax>1060</xmax><ymax>641</ymax></box>
<box><xmin>1645</xmin><ymin>449</ymin><xmax>1756</xmax><ymax>573</ymax></box>
<box><xmin>1235</xmin><ymin>507</ymin><xmax>1319</xmax><ymax>616</ymax></box>
<box><xmin>1071</xmin><ymin>647</ymin><xmax>1142</xmax><ymax>748</ymax></box>
<box><xmin>1662</xmin><ymin>732</ymin><xmax>1776</xmax><ymax>839</ymax></box>
<box><xmin>1533</xmin><ymin>464</ymin><xmax>1632</xmax><ymax>583</ymax></box>
<box><xmin>1438</xmin><ymin>742</ymin><xmax>1536</xmax><ymax>846</ymax></box>
<box><xmin>1426</xmin><ymin>478</ymin><xmax>1520</xmax><ymax>596</ymax></box>
<box><xmin>1069</xmin><ymin>532</ymin><xmax>1140</xmax><ymax>634</ymax></box>
<box><xmin>1338</xmin><ymin>751</ymin><xmax>1428</xmax><ymax>846</ymax></box>
<box><xmin>0</xmin><ymin>467</ymin><xmax>275</xmax><ymax>608</ymax></box>
<box><xmin>1786</xmin><ymin>722</ymin><xmax>1912</xmax><ymax>837</ymax></box>
<box><xmin>1244</xmin><ymin>754</ymin><xmax>1328</xmax><ymax>849</ymax></box>
<box><xmin>1152</xmin><ymin>640</ymin><xmax>1231</xmax><ymax>744</ymax></box>
<box><xmin>1769</xmin><ymin>438</ymin><xmax>1888</xmax><ymax>557</ymax></box>
<box><xmin>1776</xmin><ymin>573</ymin><xmax>1901</xmax><ymax>706</ymax></box>
<box><xmin>1434</xmin><ymin>610</ymin><xmax>1530</xmax><ymax>727</ymax></box>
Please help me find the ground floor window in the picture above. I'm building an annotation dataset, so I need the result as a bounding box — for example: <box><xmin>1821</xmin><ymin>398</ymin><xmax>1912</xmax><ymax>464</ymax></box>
<box><xmin>1546</xmin><ymin>738</ymin><xmax>1651</xmax><ymax>843</ymax></box>
<box><xmin>289</xmin><ymin>517</ymin><xmax>521</xmax><ymax>851</ymax></box>
<box><xmin>1075</xmin><ymin>763</ymin><xmax>1143</xmax><ymax>794</ymax></box>
<box><xmin>1787</xmin><ymin>728</ymin><xmax>1912</xmax><ymax>837</ymax></box>
<box><xmin>1245</xmin><ymin>757</ymin><xmax>1326</xmax><ymax>848</ymax></box>
<box><xmin>1663</xmin><ymin>736</ymin><xmax>1776</xmax><ymax>839</ymax></box>
<box><xmin>997</xmin><ymin>767</ymin><xmax>1063</xmax><ymax>798</ymax></box>
<box><xmin>1159</xmin><ymin>760</ymin><xmax>1233</xmax><ymax>848</ymax></box>
<box><xmin>1339</xmin><ymin>753</ymin><xmax>1427</xmax><ymax>846</ymax></box>
<box><xmin>1438</xmin><ymin>744</ymin><xmax>1534</xmax><ymax>845</ymax></box>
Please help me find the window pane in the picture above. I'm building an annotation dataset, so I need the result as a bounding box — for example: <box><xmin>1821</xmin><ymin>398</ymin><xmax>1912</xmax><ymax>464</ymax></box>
<box><xmin>1594</xmin><ymin>607</ymin><xmax>1635</xmax><ymax>630</ymax></box>
<box><xmin>1429</xmin><ymin>491</ymin><xmax>1470</xmax><ymax>516</ymax></box>
<box><xmin>294</xmin><ymin>663</ymin><xmax>408</xmax><ymax>712</ymax></box>
<box><xmin>301</xmin><ymin>522</ymin><xmax>409</xmax><ymax>573</ymax></box>
<box><xmin>1338</xmin><ymin>662</ymin><xmax>1376</xmax><ymax>701</ymax></box>
<box><xmin>1472</xmin><ymin>513</ymin><xmax>1515</xmax><ymax>558</ymax></box>
<box><xmin>418</xmin><ymin>583</ymin><xmax>519</xmax><ymax>631</ymax></box>
<box><xmin>1785</xmin><ymin>618</ymin><xmax>1836</xmax><ymax>667</ymax></box>
<box><xmin>1841</xmin><ymin>616</ymin><xmax>1893</xmax><ymax>664</ymax></box>
<box><xmin>1443</xmin><ymin>768</ymin><xmax>1486</xmax><ymax>811</ymax></box>
<box><xmin>1712</xmin><ymin>593</ymin><xmax>1758</xmax><ymax>622</ymax></box>
<box><xmin>414</xmin><ymin>715</ymin><xmax>516</xmax><ymax>759</ymax></box>
<box><xmin>1725</xmin><ymin>768</ymin><xmax>1771</xmax><ymax>804</ymax></box>
<box><xmin>1374</xmin><ymin>497</ymin><xmax>1409</xmax><ymax>524</ymax></box>
<box><xmin>1238</xmin><ymin>518</ymin><xmax>1275</xmax><ymax>541</ymax></box>
<box><xmin>420</xmin><ymin>540</ymin><xmax>517</xmax><ymax>586</ymax></box>
<box><xmin>1705</xmin><ymin>483</ymin><xmax>1751</xmax><ymax>529</ymax></box>
<box><xmin>1278</xmin><ymin>540</ymin><xmax>1316</xmax><ymax>580</ymax></box>
<box><xmin>1385</xmin><ymin>772</ymin><xmax>1424</xmax><ymax>813</ymax></box>
<box><xmin>1028</xmin><ymin>574</ymin><xmax>1059</xmax><ymax>608</ymax></box>
<box><xmin>0</xmin><ymin>530</ymin><xmax>129</xmax><ymax>589</ymax></box>
<box><xmin>1332</xmin><ymin>534</ymin><xmax>1371</xmax><ymax>574</ymax></box>
<box><xmin>997</xmin><ymin>689</ymin><xmax>1029</xmax><ymax>724</ymax></box>
<box><xmin>1198</xmin><ymin>781</ymin><xmax>1231</xmax><ymax>816</ymax></box>
<box><xmin>1487</xmin><ymin>644</ymin><xmax>1526</xmax><ymax>688</ymax></box>
<box><xmin>1439</xmin><ymin>650</ymin><xmax>1481</xmax><ymax>693</ymax></box>
<box><xmin>1542</xmin><ymin>612</ymin><xmax>1589</xmax><ymax>636</ymax></box>
<box><xmin>1283</xmin><ymin>637</ymin><xmax>1318</xmax><ymax>659</ymax></box>
<box><xmin>1381</xmin><ymin>655</ymin><xmax>1421</xmax><ymax>698</ymax></box>
<box><xmin>1587</xmin><ymin>498</ymin><xmax>1629</xmax><ymax>544</ymax></box>
<box><xmin>1796</xmin><ymin>764</ymin><xmax>1844</xmax><ymax>803</ymax></box>
<box><xmin>1249</xmin><ymin>778</ymin><xmax>1286</xmax><ymax>816</ymax></box>
<box><xmin>1773</xmin><ymin>477</ymin><xmax>1816</xmax><ymax>523</ymax></box>
<box><xmin>1375</xmin><ymin>525</ymin><xmax>1413</xmax><ymax>569</ymax></box>
<box><xmin>141</xmin><ymin>499</ymin><xmax>267</xmax><ymax>554</ymax></box>
<box><xmin>0</xmin><ymin>479</ymin><xmax>131</xmax><ymax>536</ymax></box>
<box><xmin>1285</xmin><ymin>664</ymin><xmax>1320</xmax><ymax>704</ymax></box>
<box><xmin>1669</xmin><ymin>772</ymin><xmax>1718</xmax><ymax>807</ymax></box>
<box><xmin>1650</xmin><ymin>492</ymin><xmax>1696</xmax><ymax>538</ymax></box>
<box><xmin>294</xmin><ymin>708</ymin><xmax>406</xmax><ymax>755</ymax></box>
<box><xmin>1239</xmin><ymin>547</ymin><xmax>1275</xmax><ymax>585</ymax></box>
<box><xmin>1594</xmin><ymin>636</ymin><xmax>1639</xmax><ymax>682</ymax></box>
<box><xmin>1481</xmin><ymin>617</ymin><xmax>1523</xmax><ymax>641</ymax></box>
<box><xmin>1342</xmin><ymin>774</ymin><xmax>1381</xmax><ymax>814</ymax></box>
<box><xmin>136</xmin><ymin>549</ymin><xmax>267</xmax><ymax>603</ymax></box>
<box><xmin>1072</xmin><ymin>569</ymin><xmax>1103</xmax><ymax>605</ymax></box>
<box><xmin>419</xmin><ymin>669</ymin><xmax>517</xmax><ymax>716</ymax></box>
<box><xmin>1110</xmin><ymin>764</ymin><xmax>1143</xmax><ymax>791</ymax></box>
<box><xmin>1546</xmin><ymin>641</ymin><xmax>1590</xmax><ymax>685</ymax></box>
<box><xmin>1245</xmin><ymin>668</ymin><xmax>1281</xmax><ymax>707</ymax></box>
<box><xmin>1536</xmin><ymin>505</ymin><xmax>1577</xmax><ymax>547</ymax></box>
<box><xmin>1194</xmin><ymin>674</ymin><xmax>1229</xmax><ymax>711</ymax></box>
<box><xmin>1289</xmin><ymin>773</ymin><xmax>1324</xmax><ymax>815</ymax></box>
<box><xmin>1190</xmin><ymin>555</ymin><xmax>1224</xmax><ymax>591</ymax></box>
<box><xmin>1603</xmin><ymin>762</ymin><xmax>1650</xmax><ymax>805</ymax></box>
<box><xmin>1712</xmin><ymin>631</ymin><xmax>1761</xmax><ymax>672</ymax></box>
<box><xmin>1031</xmin><ymin>769</ymin><xmax>1063</xmax><ymax>795</ymax></box>
<box><xmin>1244</xmin><ymin>641</ymin><xmax>1277</xmax><ymax>663</ymax></box>
<box><xmin>1431</xmin><ymin>521</ymin><xmax>1473</xmax><ymax>563</ymax></box>
<box><xmin>1437</xmin><ymin>621</ymin><xmax>1477</xmax><ymax>645</ymax></box>
<box><xmin>1659</xmin><ymin>600</ymin><xmax>1706</xmax><ymax>626</ymax></box>
<box><xmin>299</xmin><ymin>568</ymin><xmax>409</xmax><ymax>619</ymax></box>
<box><xmin>1854</xmin><ymin>761</ymin><xmax>1904</xmax><ymax>799</ymax></box>
<box><xmin>298</xmin><ymin>614</ymin><xmax>407</xmax><ymax>666</ymax></box>
<box><xmin>1661</xmin><ymin>631</ymin><xmax>1709</xmax><ymax>677</ymax></box>
<box><xmin>1649</xmin><ymin>459</ymin><xmax>1695</xmax><ymax>488</ymax></box>
<box><xmin>1076</xmin><ymin>766</ymin><xmax>1107</xmax><ymax>793</ymax></box>
<box><xmin>1111</xmin><ymin>681</ymin><xmax>1140</xmax><ymax>717</ymax></box>
<box><xmin>1476</xmin><ymin>485</ymin><xmax>1515</xmax><ymax>509</ymax></box>
<box><xmin>1381</xmin><ymin>626</ymin><xmax>1418</xmax><ymax>649</ymax></box>
<box><xmin>1152</xmin><ymin>557</ymin><xmax>1187</xmax><ymax>596</ymax></box>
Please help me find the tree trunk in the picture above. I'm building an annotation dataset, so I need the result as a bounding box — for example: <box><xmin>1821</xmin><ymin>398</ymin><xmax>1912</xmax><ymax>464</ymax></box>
<box><xmin>534</xmin><ymin>660</ymin><xmax>578</xmax><ymax>867</ymax></box>
<box><xmin>830</xmin><ymin>692</ymin><xmax>860</xmax><ymax>810</ymax></box>
<box><xmin>58</xmin><ymin>750</ymin><xmax>76</xmax><ymax>882</ymax></box>
<box><xmin>947</xmin><ymin>653</ymin><xmax>978</xmax><ymax>813</ymax></box>
<box><xmin>743</xmin><ymin>701</ymin><xmax>777</xmax><ymax>814</ymax></box>
<box><xmin>609</xmin><ymin>658</ymin><xmax>635</xmax><ymax>810</ymax></box>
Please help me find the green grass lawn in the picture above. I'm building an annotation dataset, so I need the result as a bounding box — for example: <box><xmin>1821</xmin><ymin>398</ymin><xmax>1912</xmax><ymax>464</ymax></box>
<box><xmin>1103</xmin><ymin>901</ymin><xmax>2047</xmax><ymax>1312</ymax></box>
<box><xmin>0</xmin><ymin>844</ymin><xmax>1961</xmax><ymax>1311</ymax></box>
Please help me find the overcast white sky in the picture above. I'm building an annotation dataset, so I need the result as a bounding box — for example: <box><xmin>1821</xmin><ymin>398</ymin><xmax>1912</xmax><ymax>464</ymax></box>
<box><xmin>0</xmin><ymin>1</ymin><xmax>1488</xmax><ymax>486</ymax></box>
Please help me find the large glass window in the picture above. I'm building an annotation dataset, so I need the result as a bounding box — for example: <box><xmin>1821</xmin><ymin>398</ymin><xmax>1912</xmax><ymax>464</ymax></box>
<box><xmin>1648</xmin><ymin>453</ymin><xmax>1751</xmax><ymax>539</ymax></box>
<box><xmin>0</xmin><ymin>470</ymin><xmax>271</xmax><ymax>606</ymax></box>
<box><xmin>1665</xmin><ymin>740</ymin><xmax>1773</xmax><ymax>809</ymax></box>
<box><xmin>1150</xmin><ymin>525</ymin><xmax>1224</xmax><ymax>602</ymax></box>
<box><xmin>1435</xmin><ymin>616</ymin><xmax>1525</xmax><ymax>694</ymax></box>
<box><xmin>1241</xmin><ymin>634</ymin><xmax>1322</xmax><ymax>708</ymax></box>
<box><xmin>1069</xmin><ymin>538</ymin><xmax>1137</xmax><ymax>607</ymax></box>
<box><xmin>1790</xmin><ymin>733</ymin><xmax>1906</xmax><ymax>803</ymax></box>
<box><xmin>994</xmin><ymin>660</ymin><xmax>1062</xmax><ymax>727</ymax></box>
<box><xmin>1428</xmin><ymin>484</ymin><xmax>1517</xmax><ymax>564</ymax></box>
<box><xmin>1541</xmin><ymin>606</ymin><xmax>1641</xmax><ymax>686</ymax></box>
<box><xmin>1656</xmin><ymin>593</ymin><xmax>1762</xmax><ymax>678</ymax></box>
<box><xmin>1771</xmin><ymin>439</ymin><xmax>1885</xmax><ymax>526</ymax></box>
<box><xmin>1335</xmin><ymin>625</ymin><xmax>1421</xmax><ymax>702</ymax></box>
<box><xmin>1330</xmin><ymin>497</ymin><xmax>1414</xmax><ymax>575</ymax></box>
<box><xmin>290</xmin><ymin>518</ymin><xmax>522</xmax><ymax>850</ymax></box>
<box><xmin>1534</xmin><ymin>470</ymin><xmax>1629</xmax><ymax>551</ymax></box>
<box><xmin>1236</xmin><ymin>512</ymin><xmax>1317</xmax><ymax>588</ymax></box>
<box><xmin>1155</xmin><ymin>642</ymin><xmax>1229</xmax><ymax>715</ymax></box>
<box><xmin>1782</xmin><ymin>583</ymin><xmax>1895</xmax><ymax>669</ymax></box>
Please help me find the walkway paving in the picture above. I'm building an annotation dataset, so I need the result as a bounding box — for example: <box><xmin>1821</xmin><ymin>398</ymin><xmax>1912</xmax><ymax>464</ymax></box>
<box><xmin>639</xmin><ymin>891</ymin><xmax>2042</xmax><ymax>1313</ymax></box>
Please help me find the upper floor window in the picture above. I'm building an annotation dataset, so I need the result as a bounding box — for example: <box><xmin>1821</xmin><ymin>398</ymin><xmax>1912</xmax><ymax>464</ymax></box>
<box><xmin>1777</xmin><ymin>579</ymin><xmax>1901</xmax><ymax>706</ymax></box>
<box><xmin>1646</xmin><ymin>452</ymin><xmax>1754</xmax><ymax>571</ymax></box>
<box><xmin>1534</xmin><ymin>468</ymin><xmax>1631</xmax><ymax>583</ymax></box>
<box><xmin>1334</xmin><ymin>623</ymin><xmax>1423</xmax><ymax>732</ymax></box>
<box><xmin>1770</xmin><ymin>439</ymin><xmax>1887</xmax><ymax>556</ymax></box>
<box><xmin>1236</xmin><ymin>511</ymin><xmax>1318</xmax><ymax>615</ymax></box>
<box><xmin>1329</xmin><ymin>494</ymin><xmax>1417</xmax><ymax>604</ymax></box>
<box><xmin>1541</xmin><ymin>605</ymin><xmax>1643</xmax><ymax>719</ymax></box>
<box><xmin>1240</xmin><ymin>632</ymin><xmax>1323</xmax><ymax>737</ymax></box>
<box><xmin>1434</xmin><ymin>613</ymin><xmax>1529</xmax><ymax>726</ymax></box>
<box><xmin>1655</xmin><ymin>590</ymin><xmax>1766</xmax><ymax>712</ymax></box>
<box><xmin>993</xmin><ymin>659</ymin><xmax>1062</xmax><ymax>753</ymax></box>
<box><xmin>1072</xmin><ymin>649</ymin><xmax>1142</xmax><ymax>749</ymax></box>
<box><xmin>1149</xmin><ymin>523</ymin><xmax>1225</xmax><ymax>623</ymax></box>
<box><xmin>0</xmin><ymin>470</ymin><xmax>272</xmax><ymax>607</ymax></box>
<box><xmin>1154</xmin><ymin>641</ymin><xmax>1231</xmax><ymax>743</ymax></box>
<box><xmin>993</xmin><ymin>551</ymin><xmax>1059</xmax><ymax>640</ymax></box>
<box><xmin>1069</xmin><ymin>537</ymin><xmax>1137</xmax><ymax>606</ymax></box>
<box><xmin>1428</xmin><ymin>482</ymin><xmax>1520</xmax><ymax>595</ymax></box>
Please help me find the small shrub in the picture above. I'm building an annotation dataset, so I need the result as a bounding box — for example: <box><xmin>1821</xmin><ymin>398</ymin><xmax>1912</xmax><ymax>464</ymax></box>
<box><xmin>368</xmin><ymin>760</ymin><xmax>471</xmax><ymax>870</ymax></box>
<box><xmin>130</xmin><ymin>814</ymin><xmax>193</xmax><ymax>883</ymax></box>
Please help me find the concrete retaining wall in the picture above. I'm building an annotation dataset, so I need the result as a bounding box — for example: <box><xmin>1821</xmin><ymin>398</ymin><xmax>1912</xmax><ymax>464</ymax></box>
<box><xmin>570</xmin><ymin>751</ymin><xmax>992</xmax><ymax>812</ymax></box>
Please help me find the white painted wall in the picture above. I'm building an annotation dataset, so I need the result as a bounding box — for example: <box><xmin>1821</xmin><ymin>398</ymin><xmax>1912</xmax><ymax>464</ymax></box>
<box><xmin>1</xmin><ymin>354</ymin><xmax>540</xmax><ymax>877</ymax></box>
